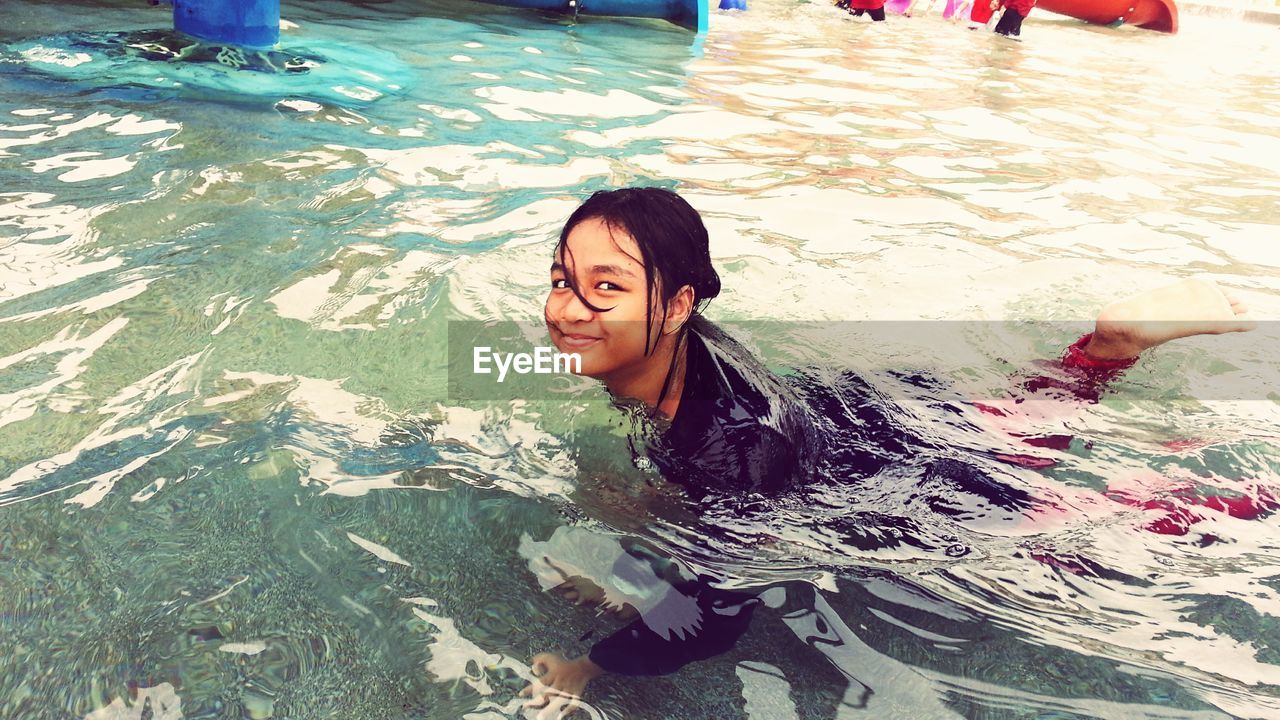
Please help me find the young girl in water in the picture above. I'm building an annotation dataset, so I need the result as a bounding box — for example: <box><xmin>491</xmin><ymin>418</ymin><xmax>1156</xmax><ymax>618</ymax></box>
<box><xmin>520</xmin><ymin>187</ymin><xmax>1261</xmax><ymax>717</ymax></box>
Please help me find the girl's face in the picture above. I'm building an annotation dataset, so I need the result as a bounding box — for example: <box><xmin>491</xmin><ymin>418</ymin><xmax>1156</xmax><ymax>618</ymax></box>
<box><xmin>545</xmin><ymin>217</ymin><xmax>664</xmax><ymax>381</ymax></box>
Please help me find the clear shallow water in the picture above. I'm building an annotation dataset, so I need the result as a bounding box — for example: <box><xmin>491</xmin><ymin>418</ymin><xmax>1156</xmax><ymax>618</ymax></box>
<box><xmin>1</xmin><ymin>0</ymin><xmax>1279</xmax><ymax>717</ymax></box>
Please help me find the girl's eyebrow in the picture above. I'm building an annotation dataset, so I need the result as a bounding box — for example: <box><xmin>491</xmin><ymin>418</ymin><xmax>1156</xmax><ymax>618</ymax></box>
<box><xmin>590</xmin><ymin>264</ymin><xmax>638</xmax><ymax>278</ymax></box>
<box><xmin>550</xmin><ymin>262</ymin><xmax>638</xmax><ymax>279</ymax></box>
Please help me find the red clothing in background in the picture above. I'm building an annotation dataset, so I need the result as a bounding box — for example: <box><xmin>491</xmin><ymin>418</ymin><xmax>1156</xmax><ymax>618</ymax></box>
<box><xmin>971</xmin><ymin>0</ymin><xmax>995</xmax><ymax>23</ymax></box>
<box><xmin>981</xmin><ymin>333</ymin><xmax>1279</xmax><ymax>539</ymax></box>
<box><xmin>998</xmin><ymin>0</ymin><xmax>1035</xmax><ymax>15</ymax></box>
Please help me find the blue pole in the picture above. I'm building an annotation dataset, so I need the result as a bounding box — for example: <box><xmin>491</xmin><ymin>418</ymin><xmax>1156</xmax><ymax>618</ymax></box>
<box><xmin>173</xmin><ymin>0</ymin><xmax>281</xmax><ymax>49</ymax></box>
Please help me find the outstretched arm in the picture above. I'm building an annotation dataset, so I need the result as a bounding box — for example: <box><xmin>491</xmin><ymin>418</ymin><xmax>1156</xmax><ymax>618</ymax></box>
<box><xmin>520</xmin><ymin>580</ymin><xmax>761</xmax><ymax>717</ymax></box>
<box><xmin>521</xmin><ymin>543</ymin><xmax>762</xmax><ymax>717</ymax></box>
<box><xmin>584</xmin><ymin>580</ymin><xmax>760</xmax><ymax>676</ymax></box>
<box><xmin>521</xmin><ymin>536</ymin><xmax>761</xmax><ymax>715</ymax></box>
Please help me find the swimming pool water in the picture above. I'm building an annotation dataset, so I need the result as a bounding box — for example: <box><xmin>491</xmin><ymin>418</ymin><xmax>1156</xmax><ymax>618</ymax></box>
<box><xmin>2</xmin><ymin>0</ymin><xmax>1279</xmax><ymax>717</ymax></box>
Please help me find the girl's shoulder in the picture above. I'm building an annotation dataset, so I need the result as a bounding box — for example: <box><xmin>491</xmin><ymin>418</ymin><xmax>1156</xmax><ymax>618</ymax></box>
<box><xmin>659</xmin><ymin>318</ymin><xmax>819</xmax><ymax>496</ymax></box>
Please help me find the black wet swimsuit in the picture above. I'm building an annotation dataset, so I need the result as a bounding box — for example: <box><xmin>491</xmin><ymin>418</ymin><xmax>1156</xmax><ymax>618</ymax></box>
<box><xmin>649</xmin><ymin>318</ymin><xmax>819</xmax><ymax>499</ymax></box>
<box><xmin>579</xmin><ymin>323</ymin><xmax>1255</xmax><ymax>677</ymax></box>
<box><xmin>586</xmin><ymin>318</ymin><xmax>816</xmax><ymax>675</ymax></box>
<box><xmin>583</xmin><ymin>318</ymin><xmax>1043</xmax><ymax>676</ymax></box>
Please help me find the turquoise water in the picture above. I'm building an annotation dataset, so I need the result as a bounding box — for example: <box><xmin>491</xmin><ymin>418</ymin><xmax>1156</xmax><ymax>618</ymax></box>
<box><xmin>2</xmin><ymin>0</ymin><xmax>1280</xmax><ymax>717</ymax></box>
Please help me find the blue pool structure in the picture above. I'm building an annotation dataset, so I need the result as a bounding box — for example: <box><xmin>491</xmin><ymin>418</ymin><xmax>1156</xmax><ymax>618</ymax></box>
<box><xmin>172</xmin><ymin>0</ymin><xmax>285</xmax><ymax>48</ymax></box>
<box><xmin>7</xmin><ymin>0</ymin><xmax>711</xmax><ymax>110</ymax></box>
<box><xmin>472</xmin><ymin>0</ymin><xmax>712</xmax><ymax>31</ymax></box>
<box><xmin>1</xmin><ymin>0</ymin><xmax>1278</xmax><ymax>718</ymax></box>
<box><xmin>170</xmin><ymin>0</ymin><xmax>711</xmax><ymax>41</ymax></box>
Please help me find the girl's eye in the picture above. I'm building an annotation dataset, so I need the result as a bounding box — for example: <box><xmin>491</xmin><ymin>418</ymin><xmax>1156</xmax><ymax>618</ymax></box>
<box><xmin>551</xmin><ymin>278</ymin><xmax>569</xmax><ymax>289</ymax></box>
<box><xmin>597</xmin><ymin>281</ymin><xmax>623</xmax><ymax>292</ymax></box>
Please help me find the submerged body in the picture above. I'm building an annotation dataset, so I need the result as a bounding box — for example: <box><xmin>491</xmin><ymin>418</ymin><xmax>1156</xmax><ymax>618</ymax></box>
<box><xmin>564</xmin><ymin>317</ymin><xmax>1276</xmax><ymax>684</ymax></box>
<box><xmin>522</xmin><ymin>187</ymin><xmax>1262</xmax><ymax>716</ymax></box>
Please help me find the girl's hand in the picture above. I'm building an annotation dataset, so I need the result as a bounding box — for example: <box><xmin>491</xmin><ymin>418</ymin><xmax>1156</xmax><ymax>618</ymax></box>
<box><xmin>520</xmin><ymin>653</ymin><xmax>605</xmax><ymax>719</ymax></box>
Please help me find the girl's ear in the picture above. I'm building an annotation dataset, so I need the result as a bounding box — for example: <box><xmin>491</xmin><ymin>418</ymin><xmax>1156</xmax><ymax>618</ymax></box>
<box><xmin>663</xmin><ymin>285</ymin><xmax>696</xmax><ymax>335</ymax></box>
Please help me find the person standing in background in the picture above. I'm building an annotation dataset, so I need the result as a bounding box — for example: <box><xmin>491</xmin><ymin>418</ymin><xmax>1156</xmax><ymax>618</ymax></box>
<box><xmin>836</xmin><ymin>0</ymin><xmax>889</xmax><ymax>22</ymax></box>
<box><xmin>992</xmin><ymin>0</ymin><xmax>1034</xmax><ymax>36</ymax></box>
<box><xmin>967</xmin><ymin>0</ymin><xmax>995</xmax><ymax>27</ymax></box>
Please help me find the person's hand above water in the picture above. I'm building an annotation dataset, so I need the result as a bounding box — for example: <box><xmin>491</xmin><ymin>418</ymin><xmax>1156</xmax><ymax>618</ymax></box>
<box><xmin>1083</xmin><ymin>278</ymin><xmax>1255</xmax><ymax>361</ymax></box>
<box><xmin>520</xmin><ymin>653</ymin><xmax>604</xmax><ymax>719</ymax></box>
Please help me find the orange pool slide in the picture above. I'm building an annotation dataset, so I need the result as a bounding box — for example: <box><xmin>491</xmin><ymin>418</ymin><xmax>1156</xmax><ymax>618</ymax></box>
<box><xmin>1037</xmin><ymin>0</ymin><xmax>1179</xmax><ymax>32</ymax></box>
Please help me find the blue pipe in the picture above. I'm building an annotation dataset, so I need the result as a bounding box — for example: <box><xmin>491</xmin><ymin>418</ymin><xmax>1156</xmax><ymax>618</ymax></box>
<box><xmin>173</xmin><ymin>0</ymin><xmax>280</xmax><ymax>48</ymax></box>
<box><xmin>471</xmin><ymin>0</ymin><xmax>708</xmax><ymax>31</ymax></box>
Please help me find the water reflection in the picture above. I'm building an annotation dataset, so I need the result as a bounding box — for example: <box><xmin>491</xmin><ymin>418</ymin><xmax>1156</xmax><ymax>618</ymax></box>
<box><xmin>1</xmin><ymin>0</ymin><xmax>1279</xmax><ymax>716</ymax></box>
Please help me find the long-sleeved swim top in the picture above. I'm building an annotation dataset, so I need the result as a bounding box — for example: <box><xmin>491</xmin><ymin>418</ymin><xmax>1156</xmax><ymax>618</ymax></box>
<box><xmin>583</xmin><ymin>321</ymin><xmax>1273</xmax><ymax>677</ymax></box>
<box><xmin>643</xmin><ymin>316</ymin><xmax>822</xmax><ymax>499</ymax></box>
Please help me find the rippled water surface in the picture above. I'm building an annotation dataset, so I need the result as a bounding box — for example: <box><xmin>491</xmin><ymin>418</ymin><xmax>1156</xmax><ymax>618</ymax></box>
<box><xmin>2</xmin><ymin>0</ymin><xmax>1280</xmax><ymax>717</ymax></box>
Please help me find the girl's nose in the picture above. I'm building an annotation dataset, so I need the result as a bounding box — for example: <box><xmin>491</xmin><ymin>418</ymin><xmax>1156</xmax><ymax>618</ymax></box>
<box><xmin>551</xmin><ymin>288</ymin><xmax>594</xmax><ymax>323</ymax></box>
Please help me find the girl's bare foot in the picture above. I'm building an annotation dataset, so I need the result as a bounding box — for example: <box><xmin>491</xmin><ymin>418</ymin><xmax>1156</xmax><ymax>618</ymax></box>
<box><xmin>1083</xmin><ymin>279</ymin><xmax>1256</xmax><ymax>361</ymax></box>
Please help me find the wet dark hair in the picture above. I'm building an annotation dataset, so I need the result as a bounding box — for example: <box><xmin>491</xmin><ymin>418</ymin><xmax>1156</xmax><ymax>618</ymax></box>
<box><xmin>556</xmin><ymin>187</ymin><xmax>721</xmax><ymax>348</ymax></box>
<box><xmin>555</xmin><ymin>187</ymin><xmax>722</xmax><ymax>408</ymax></box>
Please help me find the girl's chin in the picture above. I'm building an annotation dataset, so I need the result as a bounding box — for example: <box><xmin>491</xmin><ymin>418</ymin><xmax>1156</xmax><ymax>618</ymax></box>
<box><xmin>549</xmin><ymin>342</ymin><xmax>605</xmax><ymax>375</ymax></box>
<box><xmin>567</xmin><ymin>355</ymin><xmax>610</xmax><ymax>378</ymax></box>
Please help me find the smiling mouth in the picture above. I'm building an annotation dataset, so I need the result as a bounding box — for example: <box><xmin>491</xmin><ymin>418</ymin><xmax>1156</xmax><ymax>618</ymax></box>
<box><xmin>554</xmin><ymin>330</ymin><xmax>602</xmax><ymax>349</ymax></box>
